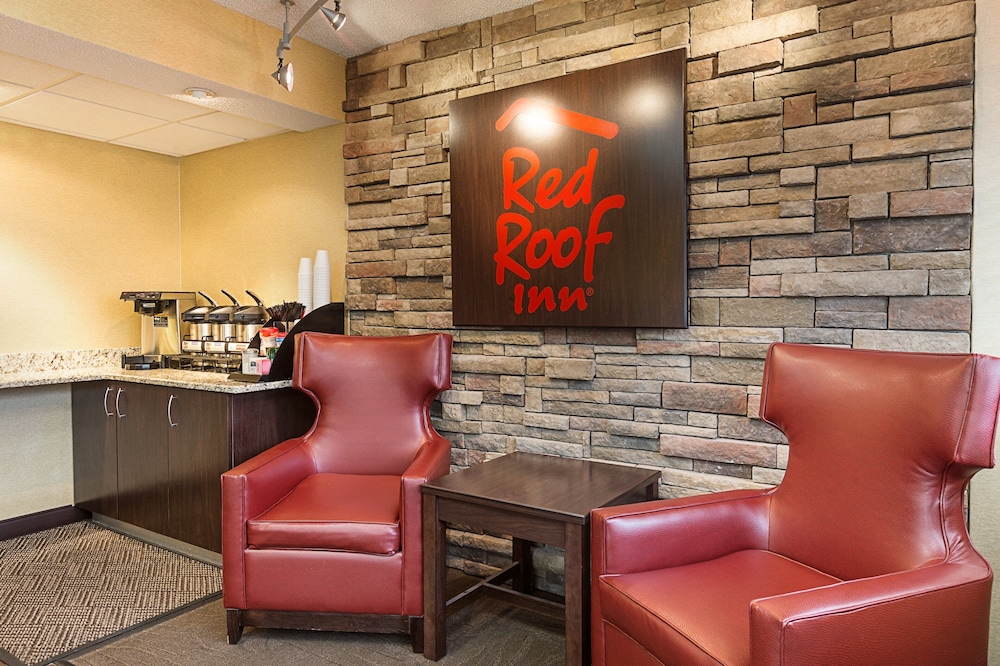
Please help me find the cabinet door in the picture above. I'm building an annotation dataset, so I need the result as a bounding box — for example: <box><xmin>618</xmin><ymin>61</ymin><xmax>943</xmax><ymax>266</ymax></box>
<box><xmin>166</xmin><ymin>388</ymin><xmax>229</xmax><ymax>552</ymax></box>
<box><xmin>116</xmin><ymin>383</ymin><xmax>170</xmax><ymax>535</ymax></box>
<box><xmin>72</xmin><ymin>382</ymin><xmax>119</xmax><ymax>518</ymax></box>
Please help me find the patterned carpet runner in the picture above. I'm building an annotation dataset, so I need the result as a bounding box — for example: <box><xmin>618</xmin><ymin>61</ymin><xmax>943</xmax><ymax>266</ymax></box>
<box><xmin>0</xmin><ymin>521</ymin><xmax>222</xmax><ymax>666</ymax></box>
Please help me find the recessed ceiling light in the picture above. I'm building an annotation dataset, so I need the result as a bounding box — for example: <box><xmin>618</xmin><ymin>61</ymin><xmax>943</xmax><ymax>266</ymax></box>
<box><xmin>184</xmin><ymin>87</ymin><xmax>216</xmax><ymax>100</ymax></box>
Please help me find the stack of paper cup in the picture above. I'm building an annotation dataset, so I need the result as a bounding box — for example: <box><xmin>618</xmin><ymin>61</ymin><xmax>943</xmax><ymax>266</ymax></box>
<box><xmin>297</xmin><ymin>257</ymin><xmax>313</xmax><ymax>314</ymax></box>
<box><xmin>313</xmin><ymin>250</ymin><xmax>331</xmax><ymax>309</ymax></box>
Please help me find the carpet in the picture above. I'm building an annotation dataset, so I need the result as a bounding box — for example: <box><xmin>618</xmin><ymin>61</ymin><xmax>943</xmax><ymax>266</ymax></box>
<box><xmin>0</xmin><ymin>521</ymin><xmax>222</xmax><ymax>666</ymax></box>
<box><xmin>63</xmin><ymin>596</ymin><xmax>565</xmax><ymax>665</ymax></box>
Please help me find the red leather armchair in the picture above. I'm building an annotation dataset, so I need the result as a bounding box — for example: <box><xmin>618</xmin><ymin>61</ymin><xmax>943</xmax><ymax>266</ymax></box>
<box><xmin>221</xmin><ymin>332</ymin><xmax>452</xmax><ymax>649</ymax></box>
<box><xmin>591</xmin><ymin>343</ymin><xmax>1000</xmax><ymax>666</ymax></box>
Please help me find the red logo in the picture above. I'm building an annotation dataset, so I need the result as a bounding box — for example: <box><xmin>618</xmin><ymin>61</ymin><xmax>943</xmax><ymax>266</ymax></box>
<box><xmin>492</xmin><ymin>99</ymin><xmax>625</xmax><ymax>315</ymax></box>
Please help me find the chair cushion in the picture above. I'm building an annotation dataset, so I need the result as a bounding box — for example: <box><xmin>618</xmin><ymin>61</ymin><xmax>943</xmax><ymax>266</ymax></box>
<box><xmin>598</xmin><ymin>549</ymin><xmax>841</xmax><ymax>666</ymax></box>
<box><xmin>247</xmin><ymin>473</ymin><xmax>401</xmax><ymax>554</ymax></box>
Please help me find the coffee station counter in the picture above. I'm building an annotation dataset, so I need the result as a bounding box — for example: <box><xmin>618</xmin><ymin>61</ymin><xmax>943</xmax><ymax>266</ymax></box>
<box><xmin>0</xmin><ymin>349</ymin><xmax>290</xmax><ymax>394</ymax></box>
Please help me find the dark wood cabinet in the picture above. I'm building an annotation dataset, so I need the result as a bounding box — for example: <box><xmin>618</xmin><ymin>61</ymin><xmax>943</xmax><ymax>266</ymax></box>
<box><xmin>73</xmin><ymin>382</ymin><xmax>172</xmax><ymax>536</ymax></box>
<box><xmin>116</xmin><ymin>383</ymin><xmax>171</xmax><ymax>536</ymax></box>
<box><xmin>71</xmin><ymin>383</ymin><xmax>119</xmax><ymax>518</ymax></box>
<box><xmin>165</xmin><ymin>388</ymin><xmax>229</xmax><ymax>552</ymax></box>
<box><xmin>72</xmin><ymin>380</ymin><xmax>315</xmax><ymax>553</ymax></box>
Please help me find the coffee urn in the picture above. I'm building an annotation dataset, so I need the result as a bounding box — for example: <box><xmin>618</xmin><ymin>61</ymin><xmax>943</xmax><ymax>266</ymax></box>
<box><xmin>233</xmin><ymin>290</ymin><xmax>268</xmax><ymax>343</ymax></box>
<box><xmin>120</xmin><ymin>291</ymin><xmax>196</xmax><ymax>368</ymax></box>
<box><xmin>181</xmin><ymin>291</ymin><xmax>217</xmax><ymax>352</ymax></box>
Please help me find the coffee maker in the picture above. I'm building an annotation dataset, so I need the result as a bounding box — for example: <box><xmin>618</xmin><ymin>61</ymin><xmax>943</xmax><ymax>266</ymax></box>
<box><xmin>120</xmin><ymin>291</ymin><xmax>196</xmax><ymax>369</ymax></box>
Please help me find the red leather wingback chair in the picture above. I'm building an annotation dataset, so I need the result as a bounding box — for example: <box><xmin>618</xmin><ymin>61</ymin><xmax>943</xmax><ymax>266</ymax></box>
<box><xmin>591</xmin><ymin>343</ymin><xmax>1000</xmax><ymax>666</ymax></box>
<box><xmin>222</xmin><ymin>332</ymin><xmax>452</xmax><ymax>649</ymax></box>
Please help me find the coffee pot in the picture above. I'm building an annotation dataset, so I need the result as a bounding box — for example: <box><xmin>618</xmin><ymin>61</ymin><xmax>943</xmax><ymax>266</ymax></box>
<box><xmin>181</xmin><ymin>291</ymin><xmax>216</xmax><ymax>352</ymax></box>
<box><xmin>208</xmin><ymin>291</ymin><xmax>240</xmax><ymax>342</ymax></box>
<box><xmin>233</xmin><ymin>290</ymin><xmax>268</xmax><ymax>343</ymax></box>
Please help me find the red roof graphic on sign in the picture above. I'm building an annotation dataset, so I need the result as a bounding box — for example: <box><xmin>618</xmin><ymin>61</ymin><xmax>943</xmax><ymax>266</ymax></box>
<box><xmin>495</xmin><ymin>98</ymin><xmax>619</xmax><ymax>139</ymax></box>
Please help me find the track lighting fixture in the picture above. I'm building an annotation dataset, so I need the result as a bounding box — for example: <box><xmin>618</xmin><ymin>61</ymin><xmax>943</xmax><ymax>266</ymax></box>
<box><xmin>272</xmin><ymin>58</ymin><xmax>294</xmax><ymax>91</ymax></box>
<box><xmin>271</xmin><ymin>0</ymin><xmax>347</xmax><ymax>91</ymax></box>
<box><xmin>320</xmin><ymin>1</ymin><xmax>347</xmax><ymax>31</ymax></box>
<box><xmin>273</xmin><ymin>0</ymin><xmax>295</xmax><ymax>92</ymax></box>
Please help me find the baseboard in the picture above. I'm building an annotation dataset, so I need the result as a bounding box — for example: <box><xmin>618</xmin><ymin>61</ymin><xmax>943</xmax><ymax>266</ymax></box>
<box><xmin>90</xmin><ymin>515</ymin><xmax>222</xmax><ymax>568</ymax></box>
<box><xmin>0</xmin><ymin>505</ymin><xmax>90</xmax><ymax>541</ymax></box>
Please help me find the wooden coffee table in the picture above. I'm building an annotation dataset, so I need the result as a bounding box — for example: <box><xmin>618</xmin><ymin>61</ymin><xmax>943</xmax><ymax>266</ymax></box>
<box><xmin>422</xmin><ymin>451</ymin><xmax>660</xmax><ymax>665</ymax></box>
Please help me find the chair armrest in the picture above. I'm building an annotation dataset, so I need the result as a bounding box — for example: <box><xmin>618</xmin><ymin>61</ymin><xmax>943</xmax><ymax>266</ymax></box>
<box><xmin>401</xmin><ymin>433</ymin><xmax>453</xmax><ymax>487</ymax></box>
<box><xmin>222</xmin><ymin>436</ymin><xmax>316</xmax><ymax>522</ymax></box>
<box><xmin>398</xmin><ymin>433</ymin><xmax>452</xmax><ymax>615</ymax></box>
<box><xmin>399</xmin><ymin>433</ymin><xmax>452</xmax><ymax>541</ymax></box>
<box><xmin>750</xmin><ymin>563</ymin><xmax>992</xmax><ymax>665</ymax></box>
<box><xmin>592</xmin><ymin>488</ymin><xmax>772</xmax><ymax>577</ymax></box>
<box><xmin>221</xmin><ymin>436</ymin><xmax>315</xmax><ymax>609</ymax></box>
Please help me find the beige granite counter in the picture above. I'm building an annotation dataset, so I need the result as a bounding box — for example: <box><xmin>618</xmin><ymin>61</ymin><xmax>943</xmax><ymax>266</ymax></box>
<box><xmin>0</xmin><ymin>349</ymin><xmax>291</xmax><ymax>394</ymax></box>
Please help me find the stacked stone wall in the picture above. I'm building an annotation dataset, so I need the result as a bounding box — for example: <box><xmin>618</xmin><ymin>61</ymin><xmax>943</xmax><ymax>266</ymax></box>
<box><xmin>343</xmin><ymin>0</ymin><xmax>975</xmax><ymax>580</ymax></box>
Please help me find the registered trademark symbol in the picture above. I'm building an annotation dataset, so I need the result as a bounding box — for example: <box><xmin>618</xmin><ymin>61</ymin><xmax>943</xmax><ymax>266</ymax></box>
<box><xmin>586</xmin><ymin>288</ymin><xmax>595</xmax><ymax>297</ymax></box>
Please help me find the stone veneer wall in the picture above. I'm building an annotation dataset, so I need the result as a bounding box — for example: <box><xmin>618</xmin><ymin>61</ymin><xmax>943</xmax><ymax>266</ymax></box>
<box><xmin>342</xmin><ymin>0</ymin><xmax>975</xmax><ymax>578</ymax></box>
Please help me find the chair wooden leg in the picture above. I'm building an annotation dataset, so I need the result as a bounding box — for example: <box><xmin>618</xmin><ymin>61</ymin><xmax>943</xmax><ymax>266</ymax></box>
<box><xmin>227</xmin><ymin>609</ymin><xmax>244</xmax><ymax>644</ymax></box>
<box><xmin>410</xmin><ymin>617</ymin><xmax>424</xmax><ymax>653</ymax></box>
<box><xmin>226</xmin><ymin>608</ymin><xmax>418</xmax><ymax>648</ymax></box>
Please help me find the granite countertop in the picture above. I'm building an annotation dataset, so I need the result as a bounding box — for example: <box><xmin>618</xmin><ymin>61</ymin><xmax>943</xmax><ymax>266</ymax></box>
<box><xmin>0</xmin><ymin>349</ymin><xmax>292</xmax><ymax>394</ymax></box>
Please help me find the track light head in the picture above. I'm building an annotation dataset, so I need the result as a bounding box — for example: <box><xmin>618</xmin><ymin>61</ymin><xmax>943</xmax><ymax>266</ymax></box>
<box><xmin>320</xmin><ymin>1</ymin><xmax>347</xmax><ymax>31</ymax></box>
<box><xmin>272</xmin><ymin>58</ymin><xmax>294</xmax><ymax>91</ymax></box>
<box><xmin>272</xmin><ymin>0</ymin><xmax>343</xmax><ymax>91</ymax></box>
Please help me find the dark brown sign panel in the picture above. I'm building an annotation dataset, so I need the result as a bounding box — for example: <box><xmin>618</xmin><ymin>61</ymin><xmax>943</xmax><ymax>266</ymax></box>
<box><xmin>450</xmin><ymin>48</ymin><xmax>687</xmax><ymax>328</ymax></box>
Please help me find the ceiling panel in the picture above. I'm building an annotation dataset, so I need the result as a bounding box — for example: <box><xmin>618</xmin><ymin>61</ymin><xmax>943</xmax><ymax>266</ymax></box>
<box><xmin>0</xmin><ymin>80</ymin><xmax>31</xmax><ymax>104</ymax></box>
<box><xmin>0</xmin><ymin>53</ymin><xmax>285</xmax><ymax>157</ymax></box>
<box><xmin>0</xmin><ymin>91</ymin><xmax>168</xmax><ymax>141</ymax></box>
<box><xmin>181</xmin><ymin>111</ymin><xmax>286</xmax><ymax>140</ymax></box>
<box><xmin>0</xmin><ymin>51</ymin><xmax>73</xmax><ymax>88</ymax></box>
<box><xmin>48</xmin><ymin>76</ymin><xmax>213</xmax><ymax>123</ymax></box>
<box><xmin>111</xmin><ymin>123</ymin><xmax>245</xmax><ymax>157</ymax></box>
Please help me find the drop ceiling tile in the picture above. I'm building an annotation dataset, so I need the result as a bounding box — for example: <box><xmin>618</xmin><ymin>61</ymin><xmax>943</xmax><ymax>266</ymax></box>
<box><xmin>112</xmin><ymin>123</ymin><xmax>244</xmax><ymax>157</ymax></box>
<box><xmin>0</xmin><ymin>52</ymin><xmax>74</xmax><ymax>88</ymax></box>
<box><xmin>181</xmin><ymin>111</ymin><xmax>286</xmax><ymax>140</ymax></box>
<box><xmin>48</xmin><ymin>76</ymin><xmax>212</xmax><ymax>122</ymax></box>
<box><xmin>0</xmin><ymin>80</ymin><xmax>31</xmax><ymax>104</ymax></box>
<box><xmin>0</xmin><ymin>91</ymin><xmax>167</xmax><ymax>141</ymax></box>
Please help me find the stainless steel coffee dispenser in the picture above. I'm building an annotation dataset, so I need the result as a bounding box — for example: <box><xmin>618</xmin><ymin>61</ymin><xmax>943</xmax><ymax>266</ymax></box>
<box><xmin>120</xmin><ymin>291</ymin><xmax>196</xmax><ymax>367</ymax></box>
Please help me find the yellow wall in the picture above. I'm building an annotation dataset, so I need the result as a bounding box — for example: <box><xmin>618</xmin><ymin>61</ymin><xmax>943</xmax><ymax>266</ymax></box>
<box><xmin>179</xmin><ymin>123</ymin><xmax>347</xmax><ymax>307</ymax></box>
<box><xmin>0</xmin><ymin>121</ymin><xmax>346</xmax><ymax>354</ymax></box>
<box><xmin>0</xmin><ymin>122</ymin><xmax>181</xmax><ymax>353</ymax></box>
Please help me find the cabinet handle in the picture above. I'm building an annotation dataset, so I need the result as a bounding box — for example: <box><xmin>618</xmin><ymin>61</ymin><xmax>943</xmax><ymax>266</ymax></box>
<box><xmin>168</xmin><ymin>394</ymin><xmax>178</xmax><ymax>427</ymax></box>
<box><xmin>103</xmin><ymin>386</ymin><xmax>113</xmax><ymax>417</ymax></box>
<box><xmin>115</xmin><ymin>388</ymin><xmax>125</xmax><ymax>419</ymax></box>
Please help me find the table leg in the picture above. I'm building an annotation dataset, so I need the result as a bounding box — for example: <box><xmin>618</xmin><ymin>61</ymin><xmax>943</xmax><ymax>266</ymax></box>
<box><xmin>512</xmin><ymin>537</ymin><xmax>532</xmax><ymax>593</ymax></box>
<box><xmin>564</xmin><ymin>522</ymin><xmax>589</xmax><ymax>666</ymax></box>
<box><xmin>423</xmin><ymin>496</ymin><xmax>447</xmax><ymax>660</ymax></box>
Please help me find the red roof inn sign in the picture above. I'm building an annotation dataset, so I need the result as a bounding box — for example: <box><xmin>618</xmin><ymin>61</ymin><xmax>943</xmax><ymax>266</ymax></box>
<box><xmin>450</xmin><ymin>49</ymin><xmax>687</xmax><ymax>328</ymax></box>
